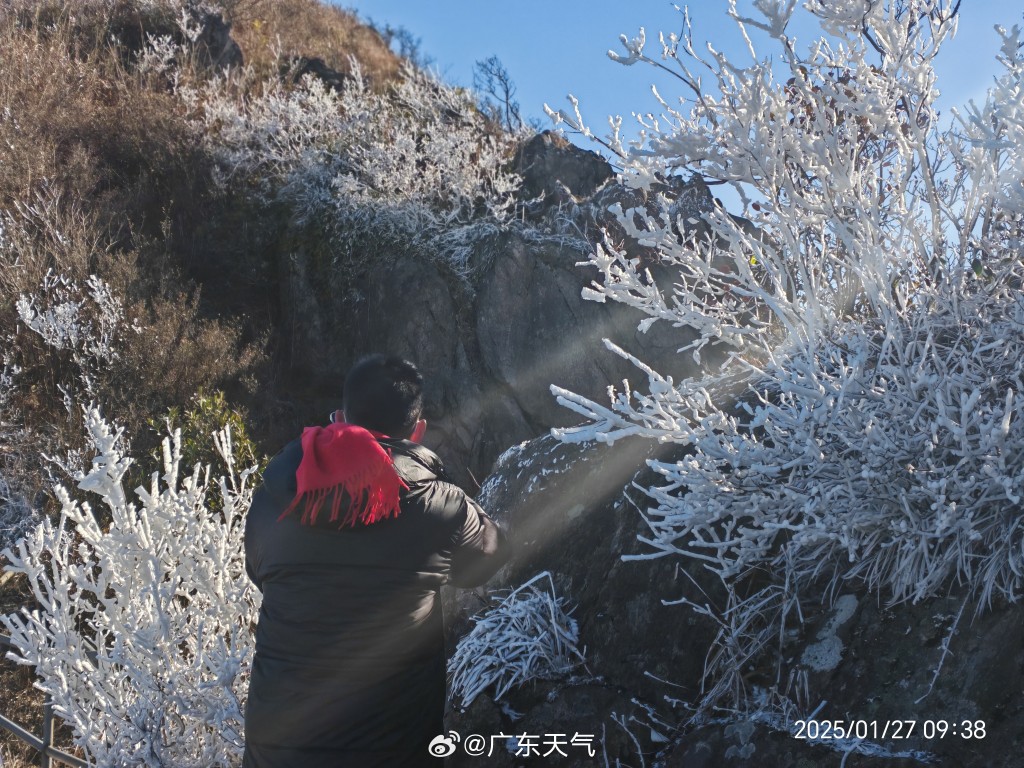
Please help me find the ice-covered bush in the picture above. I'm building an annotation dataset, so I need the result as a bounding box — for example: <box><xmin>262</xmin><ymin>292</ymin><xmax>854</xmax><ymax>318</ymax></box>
<box><xmin>0</xmin><ymin>470</ymin><xmax>34</xmax><ymax>554</ymax></box>
<box><xmin>449</xmin><ymin>571</ymin><xmax>585</xmax><ymax>709</ymax></box>
<box><xmin>549</xmin><ymin>0</ymin><xmax>1024</xmax><ymax>720</ymax></box>
<box><xmin>193</xmin><ymin>62</ymin><xmax>523</xmax><ymax>273</ymax></box>
<box><xmin>16</xmin><ymin>270</ymin><xmax>124</xmax><ymax>397</ymax></box>
<box><xmin>558</xmin><ymin>289</ymin><xmax>1024</xmax><ymax>608</ymax></box>
<box><xmin>1</xmin><ymin>187</ymin><xmax>259</xmax><ymax>450</ymax></box>
<box><xmin>1</xmin><ymin>408</ymin><xmax>259</xmax><ymax>767</ymax></box>
<box><xmin>0</xmin><ymin>319</ymin><xmax>38</xmax><ymax>552</ymax></box>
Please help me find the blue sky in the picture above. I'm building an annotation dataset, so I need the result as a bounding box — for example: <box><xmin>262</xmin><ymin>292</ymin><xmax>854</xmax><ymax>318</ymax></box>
<box><xmin>338</xmin><ymin>1</ymin><xmax>1022</xmax><ymax>151</ymax></box>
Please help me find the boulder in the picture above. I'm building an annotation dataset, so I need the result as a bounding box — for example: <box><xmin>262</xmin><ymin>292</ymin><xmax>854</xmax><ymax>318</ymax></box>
<box><xmin>290</xmin><ymin>56</ymin><xmax>348</xmax><ymax>91</ymax></box>
<box><xmin>105</xmin><ymin>3</ymin><xmax>242</xmax><ymax>71</ymax></box>
<box><xmin>190</xmin><ymin>7</ymin><xmax>243</xmax><ymax>71</ymax></box>
<box><xmin>514</xmin><ymin>131</ymin><xmax>614</xmax><ymax>203</ymax></box>
<box><xmin>474</xmin><ymin>233</ymin><xmax>702</xmax><ymax>433</ymax></box>
<box><xmin>443</xmin><ymin>432</ymin><xmax>711</xmax><ymax>767</ymax></box>
<box><xmin>274</xmin><ymin>131</ymin><xmax>734</xmax><ymax>486</ymax></box>
<box><xmin>281</xmin><ymin>223</ymin><xmax>703</xmax><ymax>487</ymax></box>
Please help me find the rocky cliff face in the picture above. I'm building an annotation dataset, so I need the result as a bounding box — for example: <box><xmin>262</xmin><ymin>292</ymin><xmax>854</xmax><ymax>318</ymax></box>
<box><xmin>279</xmin><ymin>132</ymin><xmax>710</xmax><ymax>487</ymax></box>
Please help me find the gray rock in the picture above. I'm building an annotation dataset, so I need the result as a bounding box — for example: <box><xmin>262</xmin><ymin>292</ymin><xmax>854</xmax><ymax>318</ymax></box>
<box><xmin>281</xmin><ymin>222</ymin><xmax>702</xmax><ymax>486</ymax></box>
<box><xmin>289</xmin><ymin>57</ymin><xmax>348</xmax><ymax>91</ymax></box>
<box><xmin>274</xmin><ymin>131</ymin><xmax>730</xmax><ymax>488</ymax></box>
<box><xmin>474</xmin><ymin>233</ymin><xmax>701</xmax><ymax>433</ymax></box>
<box><xmin>514</xmin><ymin>131</ymin><xmax>614</xmax><ymax>204</ymax></box>
<box><xmin>190</xmin><ymin>7</ymin><xmax>242</xmax><ymax>71</ymax></box>
<box><xmin>100</xmin><ymin>2</ymin><xmax>242</xmax><ymax>72</ymax></box>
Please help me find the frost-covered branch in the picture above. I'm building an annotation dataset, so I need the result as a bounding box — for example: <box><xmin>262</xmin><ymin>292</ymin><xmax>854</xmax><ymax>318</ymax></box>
<box><xmin>551</xmin><ymin>0</ymin><xmax>1024</xmax><ymax>720</ymax></box>
<box><xmin>16</xmin><ymin>270</ymin><xmax>126</xmax><ymax>399</ymax></box>
<box><xmin>448</xmin><ymin>571</ymin><xmax>585</xmax><ymax>709</ymax></box>
<box><xmin>1</xmin><ymin>408</ymin><xmax>259</xmax><ymax>767</ymax></box>
<box><xmin>192</xmin><ymin>62</ymin><xmax>523</xmax><ymax>274</ymax></box>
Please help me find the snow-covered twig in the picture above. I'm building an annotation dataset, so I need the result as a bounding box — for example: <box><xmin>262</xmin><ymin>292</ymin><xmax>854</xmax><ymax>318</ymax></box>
<box><xmin>551</xmin><ymin>0</ymin><xmax>1023</xmax><ymax>721</ymax></box>
<box><xmin>1</xmin><ymin>408</ymin><xmax>259</xmax><ymax>767</ymax></box>
<box><xmin>448</xmin><ymin>571</ymin><xmax>585</xmax><ymax>709</ymax></box>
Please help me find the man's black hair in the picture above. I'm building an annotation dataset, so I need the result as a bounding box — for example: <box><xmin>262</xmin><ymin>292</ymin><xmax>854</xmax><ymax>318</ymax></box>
<box><xmin>343</xmin><ymin>354</ymin><xmax>424</xmax><ymax>437</ymax></box>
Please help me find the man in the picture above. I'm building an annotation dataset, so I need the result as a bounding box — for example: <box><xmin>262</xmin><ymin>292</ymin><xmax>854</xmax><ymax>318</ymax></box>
<box><xmin>243</xmin><ymin>354</ymin><xmax>510</xmax><ymax>767</ymax></box>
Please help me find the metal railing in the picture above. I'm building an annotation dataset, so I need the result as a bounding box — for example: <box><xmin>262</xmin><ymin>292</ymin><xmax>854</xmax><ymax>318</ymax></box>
<box><xmin>0</xmin><ymin>633</ymin><xmax>89</xmax><ymax>768</ymax></box>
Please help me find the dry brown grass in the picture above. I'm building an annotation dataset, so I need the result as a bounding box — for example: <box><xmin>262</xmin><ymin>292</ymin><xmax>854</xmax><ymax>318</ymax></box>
<box><xmin>0</xmin><ymin>10</ymin><xmax>205</xmax><ymax>285</ymax></box>
<box><xmin>0</xmin><ymin>1</ymin><xmax>409</xmax><ymax>759</ymax></box>
<box><xmin>0</xmin><ymin>5</ymin><xmax>266</xmax><ymax>437</ymax></box>
<box><xmin>230</xmin><ymin>0</ymin><xmax>402</xmax><ymax>86</ymax></box>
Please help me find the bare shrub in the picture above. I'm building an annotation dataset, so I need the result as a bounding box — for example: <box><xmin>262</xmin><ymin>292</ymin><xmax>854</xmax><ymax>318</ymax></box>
<box><xmin>121</xmin><ymin>292</ymin><xmax>261</xmax><ymax>423</ymax></box>
<box><xmin>0</xmin><ymin>5</ymin><xmax>265</xmax><ymax>462</ymax></box>
<box><xmin>0</xmin><ymin>9</ymin><xmax>214</xmax><ymax>290</ymax></box>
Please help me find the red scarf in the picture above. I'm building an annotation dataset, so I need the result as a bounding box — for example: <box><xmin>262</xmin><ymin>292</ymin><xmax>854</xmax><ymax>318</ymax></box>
<box><xmin>278</xmin><ymin>423</ymin><xmax>408</xmax><ymax>528</ymax></box>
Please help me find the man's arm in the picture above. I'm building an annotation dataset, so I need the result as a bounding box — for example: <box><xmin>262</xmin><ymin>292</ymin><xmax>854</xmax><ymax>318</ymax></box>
<box><xmin>244</xmin><ymin>487</ymin><xmax>268</xmax><ymax>594</ymax></box>
<box><xmin>448</xmin><ymin>495</ymin><xmax>512</xmax><ymax>588</ymax></box>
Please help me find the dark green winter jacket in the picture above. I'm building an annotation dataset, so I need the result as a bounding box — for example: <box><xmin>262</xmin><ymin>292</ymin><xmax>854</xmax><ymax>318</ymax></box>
<box><xmin>243</xmin><ymin>436</ymin><xmax>509</xmax><ymax>768</ymax></box>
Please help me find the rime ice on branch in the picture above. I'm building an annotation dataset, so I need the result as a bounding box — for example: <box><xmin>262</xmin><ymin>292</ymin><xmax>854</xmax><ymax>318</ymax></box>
<box><xmin>449</xmin><ymin>571</ymin><xmax>585</xmax><ymax>709</ymax></box>
<box><xmin>192</xmin><ymin>63</ymin><xmax>523</xmax><ymax>275</ymax></box>
<box><xmin>548</xmin><ymin>0</ymin><xmax>1024</xmax><ymax>721</ymax></box>
<box><xmin>1</xmin><ymin>409</ymin><xmax>259</xmax><ymax>767</ymax></box>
